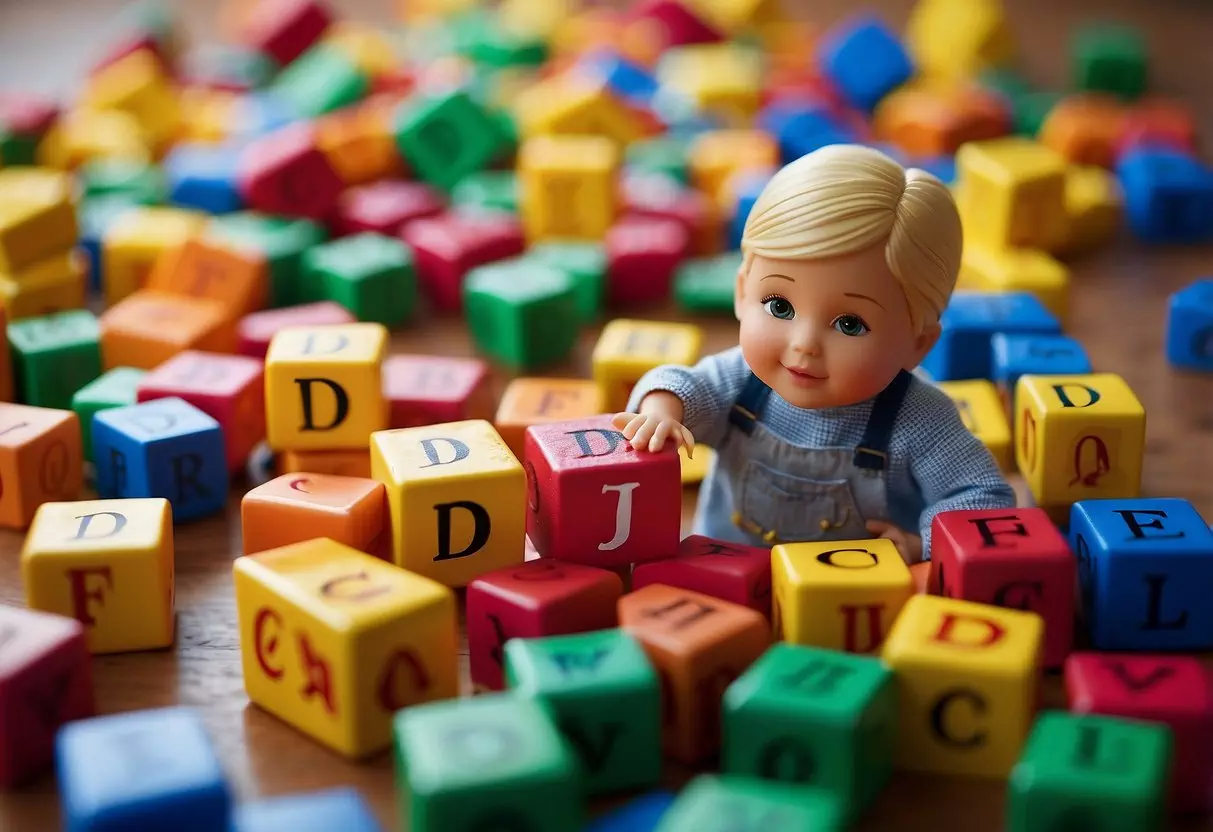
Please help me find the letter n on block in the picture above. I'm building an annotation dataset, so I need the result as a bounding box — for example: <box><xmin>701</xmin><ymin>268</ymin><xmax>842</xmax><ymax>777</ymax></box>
<box><xmin>881</xmin><ymin>595</ymin><xmax>1043</xmax><ymax>778</ymax></box>
<box><xmin>525</xmin><ymin>415</ymin><xmax>681</xmax><ymax>567</ymax></box>
<box><xmin>233</xmin><ymin>538</ymin><xmax>459</xmax><ymax>758</ymax></box>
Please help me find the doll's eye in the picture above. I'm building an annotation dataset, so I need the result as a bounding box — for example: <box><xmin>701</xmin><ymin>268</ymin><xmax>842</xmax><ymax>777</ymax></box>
<box><xmin>762</xmin><ymin>296</ymin><xmax>795</xmax><ymax>320</ymax></box>
<box><xmin>832</xmin><ymin>314</ymin><xmax>870</xmax><ymax>336</ymax></box>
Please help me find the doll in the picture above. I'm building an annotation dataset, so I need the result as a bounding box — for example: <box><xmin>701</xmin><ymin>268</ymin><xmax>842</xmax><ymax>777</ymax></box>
<box><xmin>612</xmin><ymin>144</ymin><xmax>1016</xmax><ymax>563</ymax></box>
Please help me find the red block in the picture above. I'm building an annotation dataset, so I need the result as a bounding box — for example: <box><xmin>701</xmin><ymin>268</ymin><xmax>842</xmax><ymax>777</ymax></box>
<box><xmin>1115</xmin><ymin>98</ymin><xmax>1198</xmax><ymax>159</ymax></box>
<box><xmin>621</xmin><ymin>173</ymin><xmax>721</xmax><ymax>257</ymax></box>
<box><xmin>382</xmin><ymin>353</ymin><xmax>492</xmax><ymax>428</ymax></box>
<box><xmin>627</xmin><ymin>0</ymin><xmax>721</xmax><ymax>47</ymax></box>
<box><xmin>930</xmin><ymin>507</ymin><xmax>1075</xmax><ymax>667</ymax></box>
<box><xmin>0</xmin><ymin>606</ymin><xmax>94</xmax><ymax>788</ymax></box>
<box><xmin>136</xmin><ymin>350</ymin><xmax>266</xmax><ymax>472</ymax></box>
<box><xmin>606</xmin><ymin>216</ymin><xmax>690</xmax><ymax>306</ymax></box>
<box><xmin>400</xmin><ymin>211</ymin><xmax>525</xmax><ymax>312</ymax></box>
<box><xmin>1066</xmin><ymin>652</ymin><xmax>1213</xmax><ymax>812</ymax></box>
<box><xmin>466</xmin><ymin>559</ymin><xmax>623</xmax><ymax>691</ymax></box>
<box><xmin>525</xmin><ymin>414</ymin><xmax>682</xmax><ymax>567</ymax></box>
<box><xmin>237</xmin><ymin>301</ymin><xmax>355</xmax><ymax>358</ymax></box>
<box><xmin>237</xmin><ymin>123</ymin><xmax>345</xmax><ymax>220</ymax></box>
<box><xmin>632</xmin><ymin>535</ymin><xmax>772</xmax><ymax>619</ymax></box>
<box><xmin>241</xmin><ymin>0</ymin><xmax>333</xmax><ymax>66</ymax></box>
<box><xmin>331</xmin><ymin>179</ymin><xmax>445</xmax><ymax>237</ymax></box>
<box><xmin>0</xmin><ymin>91</ymin><xmax>59</xmax><ymax>136</ymax></box>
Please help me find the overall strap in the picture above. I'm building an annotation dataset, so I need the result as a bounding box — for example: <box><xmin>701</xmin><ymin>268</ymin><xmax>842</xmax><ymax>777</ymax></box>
<box><xmin>852</xmin><ymin>370</ymin><xmax>914</xmax><ymax>472</ymax></box>
<box><xmin>727</xmin><ymin>372</ymin><xmax>773</xmax><ymax>436</ymax></box>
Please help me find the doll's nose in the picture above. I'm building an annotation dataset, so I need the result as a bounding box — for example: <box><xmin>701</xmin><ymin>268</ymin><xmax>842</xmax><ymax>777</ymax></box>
<box><xmin>790</xmin><ymin>322</ymin><xmax>822</xmax><ymax>356</ymax></box>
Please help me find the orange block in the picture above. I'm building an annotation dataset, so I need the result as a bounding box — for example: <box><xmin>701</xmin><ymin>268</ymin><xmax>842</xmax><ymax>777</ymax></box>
<box><xmin>0</xmin><ymin>307</ymin><xmax>10</xmax><ymax>401</ymax></box>
<box><xmin>618</xmin><ymin>584</ymin><xmax>770</xmax><ymax>765</ymax></box>
<box><xmin>0</xmin><ymin>403</ymin><xmax>83</xmax><ymax>529</ymax></box>
<box><xmin>689</xmin><ymin>130</ymin><xmax>781</xmax><ymax>206</ymax></box>
<box><xmin>494</xmin><ymin>378</ymin><xmax>605</xmax><ymax>459</ymax></box>
<box><xmin>910</xmin><ymin>561</ymin><xmax>934</xmax><ymax>595</ymax></box>
<box><xmin>99</xmin><ymin>290</ymin><xmax>236</xmax><ymax>371</ymax></box>
<box><xmin>146</xmin><ymin>238</ymin><xmax>268</xmax><ymax>321</ymax></box>
<box><xmin>278</xmin><ymin>448</ymin><xmax>373</xmax><ymax>479</ymax></box>
<box><xmin>316</xmin><ymin>96</ymin><xmax>406</xmax><ymax>186</ymax></box>
<box><xmin>875</xmin><ymin>84</ymin><xmax>1010</xmax><ymax>158</ymax></box>
<box><xmin>241</xmin><ymin>473</ymin><xmax>387</xmax><ymax>556</ymax></box>
<box><xmin>1039</xmin><ymin>94</ymin><xmax>1129</xmax><ymax>169</ymax></box>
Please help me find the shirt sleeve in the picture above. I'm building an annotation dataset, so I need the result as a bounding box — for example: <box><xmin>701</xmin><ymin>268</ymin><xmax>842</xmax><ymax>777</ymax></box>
<box><xmin>625</xmin><ymin>346</ymin><xmax>750</xmax><ymax>449</ymax></box>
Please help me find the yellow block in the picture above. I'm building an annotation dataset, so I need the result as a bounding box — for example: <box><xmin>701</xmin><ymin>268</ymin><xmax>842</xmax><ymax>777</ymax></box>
<box><xmin>956</xmin><ymin>138</ymin><xmax>1067</xmax><ymax>252</ymax></box>
<box><xmin>772</xmin><ymin>538</ymin><xmax>914</xmax><ymax>653</ymax></box>
<box><xmin>882</xmin><ymin>594</ymin><xmax>1043</xmax><ymax>778</ymax></box>
<box><xmin>1014</xmin><ymin>373</ymin><xmax>1145</xmax><ymax>511</ymax></box>
<box><xmin>936</xmin><ymin>380</ymin><xmax>1012</xmax><ymax>471</ymax></box>
<box><xmin>592</xmin><ymin>318</ymin><xmax>704</xmax><ymax>412</ymax></box>
<box><xmin>497</xmin><ymin>0</ymin><xmax>578</xmax><ymax>40</ymax></box>
<box><xmin>1058</xmin><ymin>164</ymin><xmax>1122</xmax><ymax>255</ymax></box>
<box><xmin>656</xmin><ymin>44</ymin><xmax>763</xmax><ymax>127</ymax></box>
<box><xmin>101</xmin><ymin>206</ymin><xmax>209</xmax><ymax>306</ymax></box>
<box><xmin>685</xmin><ymin>0</ymin><xmax>779</xmax><ymax>33</ymax></box>
<box><xmin>905</xmin><ymin>0</ymin><xmax>1015</xmax><ymax>81</ymax></box>
<box><xmin>21</xmin><ymin>498</ymin><xmax>174</xmax><ymax>654</ymax></box>
<box><xmin>689</xmin><ymin>129</ymin><xmax>780</xmax><ymax>206</ymax></box>
<box><xmin>959</xmin><ymin>245</ymin><xmax>1070</xmax><ymax>325</ymax></box>
<box><xmin>680</xmin><ymin>444</ymin><xmax>714</xmax><ymax>485</ymax></box>
<box><xmin>370</xmin><ymin>419</ymin><xmax>525</xmax><ymax>587</ymax></box>
<box><xmin>265</xmin><ymin>323</ymin><xmax>389</xmax><ymax>452</ymax></box>
<box><xmin>234</xmin><ymin>537</ymin><xmax>459</xmax><ymax>758</ymax></box>
<box><xmin>0</xmin><ymin>250</ymin><xmax>88</xmax><ymax>320</ymax></box>
<box><xmin>514</xmin><ymin>76</ymin><xmax>650</xmax><ymax>147</ymax></box>
<box><xmin>177</xmin><ymin>87</ymin><xmax>237</xmax><ymax>145</ymax></box>
<box><xmin>324</xmin><ymin>21</ymin><xmax>399</xmax><ymax>76</ymax></box>
<box><xmin>36</xmin><ymin>109</ymin><xmax>151</xmax><ymax>170</ymax></box>
<box><xmin>81</xmin><ymin>48</ymin><xmax>181</xmax><ymax>151</ymax></box>
<box><xmin>518</xmin><ymin>135</ymin><xmax>619</xmax><ymax>243</ymax></box>
<box><xmin>0</xmin><ymin>167</ymin><xmax>78</xmax><ymax>273</ymax></box>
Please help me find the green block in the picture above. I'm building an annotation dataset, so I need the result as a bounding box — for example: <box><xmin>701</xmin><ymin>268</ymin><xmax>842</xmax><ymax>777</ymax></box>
<box><xmin>1007</xmin><ymin>711</ymin><xmax>1171</xmax><ymax>832</ymax></box>
<box><xmin>524</xmin><ymin>243</ymin><xmax>606</xmax><ymax>323</ymax></box>
<box><xmin>504</xmin><ymin>629</ymin><xmax>662</xmax><ymax>795</ymax></box>
<box><xmin>7</xmin><ymin>310</ymin><xmax>103</xmax><ymax>411</ymax></box>
<box><xmin>626</xmin><ymin>137</ymin><xmax>691</xmax><ymax>185</ymax></box>
<box><xmin>395</xmin><ymin>89</ymin><xmax>512</xmax><ymax>191</ymax></box>
<box><xmin>394</xmin><ymin>693</ymin><xmax>583</xmax><ymax>832</ymax></box>
<box><xmin>451</xmin><ymin>170</ymin><xmax>518</xmax><ymax>215</ymax></box>
<box><xmin>0</xmin><ymin>128</ymin><xmax>38</xmax><ymax>166</ymax></box>
<box><xmin>302</xmin><ymin>232</ymin><xmax>416</xmax><ymax>326</ymax></box>
<box><xmin>674</xmin><ymin>251</ymin><xmax>743</xmax><ymax>313</ymax></box>
<box><xmin>465</xmin><ymin>18</ymin><xmax>548</xmax><ymax>68</ymax></box>
<box><xmin>71</xmin><ymin>367</ymin><xmax>145</xmax><ymax>462</ymax></box>
<box><xmin>78</xmin><ymin>158</ymin><xmax>167</xmax><ymax>204</ymax></box>
<box><xmin>722</xmin><ymin>643</ymin><xmax>896</xmax><ymax>821</ymax></box>
<box><xmin>464</xmin><ymin>260</ymin><xmax>579</xmax><ymax>371</ymax></box>
<box><xmin>1015</xmin><ymin>90</ymin><xmax>1063</xmax><ymax>137</ymax></box>
<box><xmin>205</xmin><ymin>211</ymin><xmax>328</xmax><ymax>307</ymax></box>
<box><xmin>270</xmin><ymin>43</ymin><xmax>369</xmax><ymax>119</ymax></box>
<box><xmin>1074</xmin><ymin>24</ymin><xmax>1147</xmax><ymax>100</ymax></box>
<box><xmin>655</xmin><ymin>774</ymin><xmax>844</xmax><ymax>831</ymax></box>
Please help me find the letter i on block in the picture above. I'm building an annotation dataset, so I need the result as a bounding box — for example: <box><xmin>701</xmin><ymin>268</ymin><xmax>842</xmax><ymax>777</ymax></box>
<box><xmin>771</xmin><ymin>539</ymin><xmax>913</xmax><ymax>654</ymax></box>
<box><xmin>525</xmin><ymin>415</ymin><xmax>682</xmax><ymax>567</ymax></box>
<box><xmin>590</xmin><ymin>318</ymin><xmax>703</xmax><ymax>412</ymax></box>
<box><xmin>371</xmin><ymin>420</ymin><xmax>525</xmax><ymax>587</ymax></box>
<box><xmin>882</xmin><ymin>595</ymin><xmax>1044</xmax><ymax>778</ymax></box>
<box><xmin>22</xmin><ymin>499</ymin><xmax>174</xmax><ymax>654</ymax></box>
<box><xmin>234</xmin><ymin>538</ymin><xmax>459</xmax><ymax>758</ymax></box>
<box><xmin>265</xmin><ymin>323</ymin><xmax>388</xmax><ymax>451</ymax></box>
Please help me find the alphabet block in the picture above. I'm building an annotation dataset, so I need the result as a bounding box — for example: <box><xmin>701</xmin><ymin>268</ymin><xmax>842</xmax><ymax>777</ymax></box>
<box><xmin>674</xmin><ymin>251</ymin><xmax>744</xmax><ymax>314</ymax></box>
<box><xmin>619</xmin><ymin>585</ymin><xmax>770</xmax><ymax>764</ymax></box>
<box><xmin>817</xmin><ymin>15</ymin><xmax>912</xmax><ymax>113</ymax></box>
<box><xmin>525</xmin><ymin>415</ymin><xmax>682</xmax><ymax>567</ymax></box>
<box><xmin>514</xmin><ymin>74</ymin><xmax>649</xmax><ymax>148</ymax></box>
<box><xmin>605</xmin><ymin>216</ymin><xmax>691</xmax><ymax>307</ymax></box>
<box><xmin>71</xmin><ymin>367</ymin><xmax>144</xmax><ymax>463</ymax></box>
<box><xmin>370</xmin><ymin>419</ymin><xmax>525</xmax><ymax>587</ymax></box>
<box><xmin>394</xmin><ymin>88</ymin><xmax>511</xmax><ymax>191</ymax></box>
<box><xmin>881</xmin><ymin>595</ymin><xmax>1044</xmax><ymax>778</ymax></box>
<box><xmin>99</xmin><ymin>290</ymin><xmax>237</xmax><ymax>370</ymax></box>
<box><xmin>936</xmin><ymin>380</ymin><xmax>1013</xmax><ymax>471</ymax></box>
<box><xmin>958</xmin><ymin>245</ymin><xmax>1071</xmax><ymax>324</ymax></box>
<box><xmin>0</xmin><ymin>605</ymin><xmax>93</xmax><ymax>787</ymax></box>
<box><xmin>904</xmin><ymin>0</ymin><xmax>1013</xmax><ymax>81</ymax></box>
<box><xmin>161</xmin><ymin>142</ymin><xmax>243</xmax><ymax>215</ymax></box>
<box><xmin>464</xmin><ymin>260</ymin><xmax>580</xmax><ymax>371</ymax></box>
<box><xmin>1007</xmin><ymin>711</ymin><xmax>1171</xmax><ymax>831</ymax></box>
<box><xmin>504</xmin><ymin>628</ymin><xmax>661</xmax><ymax>794</ymax></box>
<box><xmin>278</xmin><ymin>448</ymin><xmax>371</xmax><ymax>478</ymax></box>
<box><xmin>1058</xmin><ymin>164</ymin><xmax>1122</xmax><ymax>255</ymax></box>
<box><xmin>0</xmin><ymin>402</ymin><xmax>83</xmax><ymax>529</ymax></box>
<box><xmin>632</xmin><ymin>535</ymin><xmax>772</xmax><ymax>620</ymax></box>
<box><xmin>38</xmin><ymin>109</ymin><xmax>150</xmax><ymax>172</ymax></box>
<box><xmin>1116</xmin><ymin>98</ymin><xmax>1197</xmax><ymax>158</ymax></box>
<box><xmin>873</xmin><ymin>84</ymin><xmax>1009</xmax><ymax>158</ymax></box>
<box><xmin>467</xmin><ymin>559</ymin><xmax>622</xmax><ymax>691</ymax></box>
<box><xmin>92</xmin><ymin>397</ymin><xmax>228</xmax><ymax>522</ymax></box>
<box><xmin>451</xmin><ymin>170</ymin><xmax>519</xmax><ymax>216</ymax></box>
<box><xmin>495</xmin><ymin>378</ymin><xmax>605</xmax><ymax>459</ymax></box>
<box><xmin>233</xmin><ymin>787</ymin><xmax>384</xmax><ymax>832</ymax></box>
<box><xmin>0</xmin><ymin>306</ymin><xmax>9</xmax><ymax>402</ymax></box>
<box><xmin>399</xmin><ymin>211</ymin><xmax>525</xmax><ymax>313</ymax></box>
<box><xmin>382</xmin><ymin>354</ymin><xmax>492</xmax><ymax>429</ymax></box>
<box><xmin>81</xmin><ymin>48</ymin><xmax>180</xmax><ymax>152</ymax></box>
<box><xmin>238</xmin><ymin>302</ymin><xmax>354</xmax><ymax>359</ymax></box>
<box><xmin>57</xmin><ymin>706</ymin><xmax>230</xmax><ymax>832</ymax></box>
<box><xmin>22</xmin><ymin>498</ymin><xmax>173</xmax><ymax>653</ymax></box>
<box><xmin>771</xmin><ymin>539</ymin><xmax>913</xmax><ymax>654</ymax></box>
<box><xmin>654</xmin><ymin>774</ymin><xmax>844</xmax><ymax>831</ymax></box>
<box><xmin>301</xmin><ymin>232</ymin><xmax>416</xmax><ymax>326</ymax></box>
<box><xmin>1039</xmin><ymin>94</ymin><xmax>1128</xmax><ymax>169</ymax></box>
<box><xmin>234</xmin><ymin>537</ymin><xmax>459</xmax><ymax>757</ymax></box>
<box><xmin>722</xmin><ymin>642</ymin><xmax>896</xmax><ymax>821</ymax></box>
<box><xmin>241</xmin><ymin>473</ymin><xmax>386</xmax><ymax>556</ymax></box>
<box><xmin>237</xmin><ymin>123</ymin><xmax>345</xmax><ymax>221</ymax></box>
<box><xmin>591</xmin><ymin>318</ymin><xmax>703</xmax><ymax>412</ymax></box>
<box><xmin>101</xmin><ymin>206</ymin><xmax>208</xmax><ymax>306</ymax></box>
<box><xmin>1165</xmin><ymin>278</ymin><xmax>1213</xmax><ymax>372</ymax></box>
<box><xmin>932</xmin><ymin>508</ymin><xmax>1075</xmax><ymax>667</ymax></box>
<box><xmin>1065</xmin><ymin>652</ymin><xmax>1212</xmax><ymax>812</ymax></box>
<box><xmin>1015</xmin><ymin>373</ymin><xmax>1145</xmax><ymax>511</ymax></box>
<box><xmin>1116</xmin><ymin>147</ymin><xmax>1213</xmax><ymax>244</ymax></box>
<box><xmin>265</xmin><ymin>323</ymin><xmax>388</xmax><ymax>451</ymax></box>
<box><xmin>315</xmin><ymin>95</ymin><xmax>406</xmax><ymax>187</ymax></box>
<box><xmin>0</xmin><ymin>249</ymin><xmax>88</xmax><ymax>321</ymax></box>
<box><xmin>1074</xmin><ymin>23</ymin><xmax>1147</xmax><ymax>99</ymax></box>
<box><xmin>146</xmin><ymin>236</ymin><xmax>269</xmax><ymax>321</ymax></box>
<box><xmin>991</xmin><ymin>333</ymin><xmax>1092</xmax><ymax>402</ymax></box>
<box><xmin>7</xmin><ymin>309</ymin><xmax>102</xmax><ymax>410</ymax></box>
<box><xmin>1069</xmin><ymin>497</ymin><xmax>1213</xmax><ymax>651</ymax></box>
<box><xmin>955</xmin><ymin>137</ymin><xmax>1068</xmax><ymax>251</ymax></box>
<box><xmin>622</xmin><ymin>171</ymin><xmax>723</xmax><ymax>257</ymax></box>
<box><xmin>269</xmin><ymin>42</ymin><xmax>367</xmax><ymax>120</ymax></box>
<box><xmin>519</xmin><ymin>134</ymin><xmax>620</xmax><ymax>242</ymax></box>
<box><xmin>920</xmin><ymin>291</ymin><xmax>1061</xmax><ymax>382</ymax></box>
<box><xmin>242</xmin><ymin>0</ymin><xmax>331</xmax><ymax>66</ymax></box>
<box><xmin>0</xmin><ymin>166</ymin><xmax>77</xmax><ymax>273</ymax></box>
<box><xmin>392</xmin><ymin>693</ymin><xmax>582</xmax><ymax>831</ymax></box>
<box><xmin>332</xmin><ymin>179</ymin><xmax>443</xmax><ymax>237</ymax></box>
<box><xmin>206</xmin><ymin>212</ymin><xmax>328</xmax><ymax>309</ymax></box>
<box><xmin>584</xmin><ymin>790</ymin><xmax>675</xmax><ymax>832</ymax></box>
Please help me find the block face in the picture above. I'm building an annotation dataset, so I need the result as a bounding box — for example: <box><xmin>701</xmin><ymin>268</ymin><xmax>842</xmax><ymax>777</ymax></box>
<box><xmin>0</xmin><ymin>167</ymin><xmax>77</xmax><ymax>273</ymax></box>
<box><xmin>101</xmin><ymin>207</ymin><xmax>208</xmax><ymax>306</ymax></box>
<box><xmin>494</xmin><ymin>377</ymin><xmax>605</xmax><ymax>458</ymax></box>
<box><xmin>1165</xmin><ymin>278</ymin><xmax>1213</xmax><ymax>372</ymax></box>
<box><xmin>207</xmin><ymin>213</ymin><xmax>329</xmax><ymax>309</ymax></box>
<box><xmin>1115</xmin><ymin>147</ymin><xmax>1213</xmax><ymax>245</ymax></box>
<box><xmin>99</xmin><ymin>290</ymin><xmax>236</xmax><ymax>371</ymax></box>
<box><xmin>921</xmin><ymin>291</ymin><xmax>1061</xmax><ymax>382</ymax></box>
<box><xmin>655</xmin><ymin>774</ymin><xmax>845</xmax><ymax>831</ymax></box>
<box><xmin>632</xmin><ymin>535</ymin><xmax>772</xmax><ymax>620</ymax></box>
<box><xmin>241</xmin><ymin>473</ymin><xmax>386</xmax><ymax>555</ymax></box>
<box><xmin>591</xmin><ymin>319</ymin><xmax>704</xmax><ymax>411</ymax></box>
<box><xmin>146</xmin><ymin>237</ymin><xmax>269</xmax><ymax>321</ymax></box>
<box><xmin>956</xmin><ymin>138</ymin><xmax>1067</xmax><ymax>251</ymax></box>
<box><xmin>71</xmin><ymin>367</ymin><xmax>145</xmax><ymax>463</ymax></box>
<box><xmin>519</xmin><ymin>135</ymin><xmax>620</xmax><ymax>242</ymax></box>
<box><xmin>302</xmin><ymin>232</ymin><xmax>416</xmax><ymax>326</ymax></box>
<box><xmin>233</xmin><ymin>788</ymin><xmax>383</xmax><ymax>832</ymax></box>
<box><xmin>394</xmin><ymin>90</ymin><xmax>509</xmax><ymax>191</ymax></box>
<box><xmin>463</xmin><ymin>261</ymin><xmax>580</xmax><ymax>371</ymax></box>
<box><xmin>56</xmin><ymin>707</ymin><xmax>230</xmax><ymax>832</ymax></box>
<box><xmin>936</xmin><ymin>379</ymin><xmax>1012</xmax><ymax>470</ymax></box>
<box><xmin>0</xmin><ymin>403</ymin><xmax>84</xmax><ymax>529</ymax></box>
<box><xmin>236</xmin><ymin>301</ymin><xmax>354</xmax><ymax>358</ymax></box>
<box><xmin>990</xmin><ymin>333</ymin><xmax>1092</xmax><ymax>394</ymax></box>
<box><xmin>7</xmin><ymin>309</ymin><xmax>102</xmax><ymax>410</ymax></box>
<box><xmin>382</xmin><ymin>354</ymin><xmax>491</xmax><ymax>429</ymax></box>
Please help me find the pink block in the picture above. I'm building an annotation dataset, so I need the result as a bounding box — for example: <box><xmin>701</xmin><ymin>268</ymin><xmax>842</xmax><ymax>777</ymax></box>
<box><xmin>237</xmin><ymin>301</ymin><xmax>356</xmax><ymax>358</ymax></box>
<box><xmin>632</xmin><ymin>534</ymin><xmax>772</xmax><ymax>620</ymax></box>
<box><xmin>381</xmin><ymin>353</ymin><xmax>491</xmax><ymax>428</ymax></box>
<box><xmin>606</xmin><ymin>216</ymin><xmax>690</xmax><ymax>306</ymax></box>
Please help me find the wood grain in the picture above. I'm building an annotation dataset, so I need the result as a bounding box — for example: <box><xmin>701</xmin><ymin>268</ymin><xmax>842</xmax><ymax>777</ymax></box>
<box><xmin>3</xmin><ymin>0</ymin><xmax>1213</xmax><ymax>829</ymax></box>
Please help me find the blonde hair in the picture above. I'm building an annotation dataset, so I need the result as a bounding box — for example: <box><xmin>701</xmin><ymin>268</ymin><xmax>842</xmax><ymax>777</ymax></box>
<box><xmin>740</xmin><ymin>144</ymin><xmax>962</xmax><ymax>333</ymax></box>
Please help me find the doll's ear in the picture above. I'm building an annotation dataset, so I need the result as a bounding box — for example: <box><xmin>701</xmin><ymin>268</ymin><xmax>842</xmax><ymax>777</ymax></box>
<box><xmin>733</xmin><ymin>265</ymin><xmax>747</xmax><ymax>321</ymax></box>
<box><xmin>908</xmin><ymin>321</ymin><xmax>942</xmax><ymax>368</ymax></box>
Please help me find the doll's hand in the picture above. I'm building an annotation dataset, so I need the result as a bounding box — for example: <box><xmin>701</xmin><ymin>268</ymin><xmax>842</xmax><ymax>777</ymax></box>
<box><xmin>866</xmin><ymin>520</ymin><xmax>923</xmax><ymax>565</ymax></box>
<box><xmin>610</xmin><ymin>411</ymin><xmax>696</xmax><ymax>457</ymax></box>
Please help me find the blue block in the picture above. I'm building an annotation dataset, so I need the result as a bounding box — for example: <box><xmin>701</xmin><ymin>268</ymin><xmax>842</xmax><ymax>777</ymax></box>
<box><xmin>234</xmin><ymin>788</ymin><xmax>383</xmax><ymax>832</ymax></box>
<box><xmin>991</xmin><ymin>332</ymin><xmax>1093</xmax><ymax>393</ymax></box>
<box><xmin>580</xmin><ymin>49</ymin><xmax>658</xmax><ymax>108</ymax></box>
<box><xmin>758</xmin><ymin>101</ymin><xmax>856</xmax><ymax>163</ymax></box>
<box><xmin>1116</xmin><ymin>147</ymin><xmax>1213</xmax><ymax>244</ymax></box>
<box><xmin>1070</xmin><ymin>498</ymin><xmax>1213</xmax><ymax>651</ymax></box>
<box><xmin>92</xmin><ymin>397</ymin><xmax>228</xmax><ymax>522</ymax></box>
<box><xmin>231</xmin><ymin>92</ymin><xmax>297</xmax><ymax>139</ymax></box>
<box><xmin>728</xmin><ymin>171</ymin><xmax>771</xmax><ymax>249</ymax></box>
<box><xmin>920</xmin><ymin>291</ymin><xmax>1062</xmax><ymax>381</ymax></box>
<box><xmin>818</xmin><ymin>16</ymin><xmax>913</xmax><ymax>113</ymax></box>
<box><xmin>57</xmin><ymin>706</ymin><xmax>230</xmax><ymax>832</ymax></box>
<box><xmin>913</xmin><ymin>154</ymin><xmax>956</xmax><ymax>185</ymax></box>
<box><xmin>1166</xmin><ymin>278</ymin><xmax>1213</xmax><ymax>371</ymax></box>
<box><xmin>584</xmin><ymin>790</ymin><xmax>675</xmax><ymax>831</ymax></box>
<box><xmin>163</xmin><ymin>143</ymin><xmax>244</xmax><ymax>215</ymax></box>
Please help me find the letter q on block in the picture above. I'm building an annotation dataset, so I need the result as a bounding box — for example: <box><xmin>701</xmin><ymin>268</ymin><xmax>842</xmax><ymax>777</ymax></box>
<box><xmin>524</xmin><ymin>415</ymin><xmax>682</xmax><ymax>567</ymax></box>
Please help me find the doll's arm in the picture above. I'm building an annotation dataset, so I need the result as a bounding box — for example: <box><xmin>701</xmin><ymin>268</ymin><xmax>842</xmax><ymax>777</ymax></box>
<box><xmin>620</xmin><ymin>346</ymin><xmax>749</xmax><ymax>450</ymax></box>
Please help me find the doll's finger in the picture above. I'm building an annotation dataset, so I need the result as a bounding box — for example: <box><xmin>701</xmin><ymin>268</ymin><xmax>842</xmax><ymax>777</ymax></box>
<box><xmin>620</xmin><ymin>414</ymin><xmax>646</xmax><ymax>440</ymax></box>
<box><xmin>610</xmin><ymin>412</ymin><xmax>635</xmax><ymax>429</ymax></box>
<box><xmin>631</xmin><ymin>419</ymin><xmax>658</xmax><ymax>451</ymax></box>
<box><xmin>649</xmin><ymin>421</ymin><xmax>671</xmax><ymax>452</ymax></box>
<box><xmin>680</xmin><ymin>425</ymin><xmax>695</xmax><ymax>459</ymax></box>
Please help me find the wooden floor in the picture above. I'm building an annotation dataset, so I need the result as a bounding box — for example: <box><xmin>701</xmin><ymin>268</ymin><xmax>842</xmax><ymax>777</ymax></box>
<box><xmin>3</xmin><ymin>0</ymin><xmax>1213</xmax><ymax>829</ymax></box>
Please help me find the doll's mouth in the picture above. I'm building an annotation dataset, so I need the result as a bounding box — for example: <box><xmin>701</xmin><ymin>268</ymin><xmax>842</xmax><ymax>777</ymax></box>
<box><xmin>783</xmin><ymin>365</ymin><xmax>828</xmax><ymax>383</ymax></box>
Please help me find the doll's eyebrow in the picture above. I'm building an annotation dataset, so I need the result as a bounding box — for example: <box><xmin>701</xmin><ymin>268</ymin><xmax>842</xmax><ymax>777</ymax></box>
<box><xmin>761</xmin><ymin>274</ymin><xmax>794</xmax><ymax>282</ymax></box>
<box><xmin>845</xmin><ymin>292</ymin><xmax>885</xmax><ymax>309</ymax></box>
